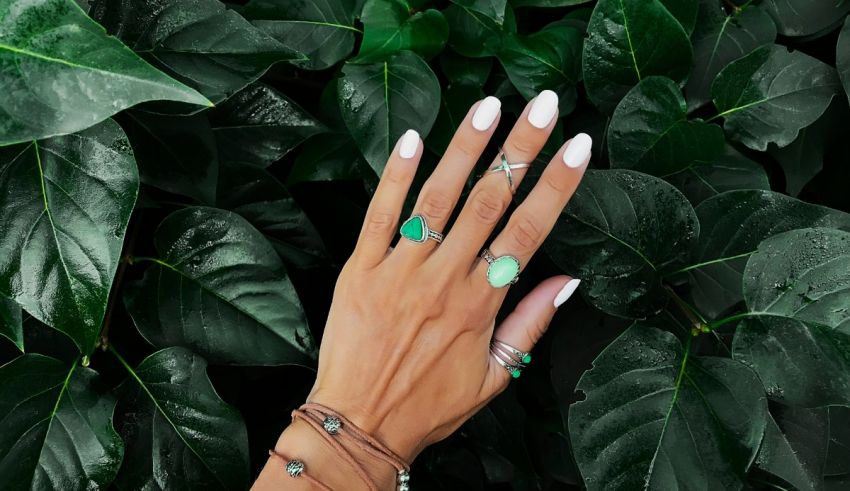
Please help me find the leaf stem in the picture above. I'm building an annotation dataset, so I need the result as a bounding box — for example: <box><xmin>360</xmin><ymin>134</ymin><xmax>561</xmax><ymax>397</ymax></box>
<box><xmin>670</xmin><ymin>251</ymin><xmax>755</xmax><ymax>275</ymax></box>
<box><xmin>99</xmin><ymin>212</ymin><xmax>143</xmax><ymax>350</ymax></box>
<box><xmin>706</xmin><ymin>311</ymin><xmax>760</xmax><ymax>331</ymax></box>
<box><xmin>663</xmin><ymin>285</ymin><xmax>708</xmax><ymax>335</ymax></box>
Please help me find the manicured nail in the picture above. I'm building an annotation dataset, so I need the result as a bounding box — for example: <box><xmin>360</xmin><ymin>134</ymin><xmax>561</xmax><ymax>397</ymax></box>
<box><xmin>527</xmin><ymin>90</ymin><xmax>558</xmax><ymax>128</ymax></box>
<box><xmin>554</xmin><ymin>278</ymin><xmax>581</xmax><ymax>308</ymax></box>
<box><xmin>399</xmin><ymin>129</ymin><xmax>419</xmax><ymax>159</ymax></box>
<box><xmin>562</xmin><ymin>133</ymin><xmax>592</xmax><ymax>168</ymax></box>
<box><xmin>472</xmin><ymin>96</ymin><xmax>501</xmax><ymax>131</ymax></box>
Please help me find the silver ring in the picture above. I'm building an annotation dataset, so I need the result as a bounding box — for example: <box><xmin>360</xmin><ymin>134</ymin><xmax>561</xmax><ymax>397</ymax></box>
<box><xmin>399</xmin><ymin>214</ymin><xmax>443</xmax><ymax>244</ymax></box>
<box><xmin>487</xmin><ymin>147</ymin><xmax>530</xmax><ymax>193</ymax></box>
<box><xmin>493</xmin><ymin>340</ymin><xmax>531</xmax><ymax>364</ymax></box>
<box><xmin>481</xmin><ymin>248</ymin><xmax>520</xmax><ymax>288</ymax></box>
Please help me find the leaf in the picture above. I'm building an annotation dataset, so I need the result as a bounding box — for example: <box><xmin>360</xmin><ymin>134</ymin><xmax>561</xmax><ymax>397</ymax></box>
<box><xmin>687</xmin><ymin>190</ymin><xmax>850</xmax><ymax>318</ymax></box>
<box><xmin>0</xmin><ymin>120</ymin><xmax>138</xmax><ymax>354</ymax></box>
<box><xmin>582</xmin><ymin>0</ymin><xmax>692</xmax><ymax>113</ymax></box>
<box><xmin>545</xmin><ymin>169</ymin><xmax>699</xmax><ymax>318</ymax></box>
<box><xmin>209</xmin><ymin>82</ymin><xmax>326</xmax><ymax>167</ymax></box>
<box><xmin>837</xmin><ymin>18</ymin><xmax>850</xmax><ymax>108</ymax></box>
<box><xmin>608</xmin><ymin>76</ymin><xmax>725</xmax><ymax>176</ymax></box>
<box><xmin>243</xmin><ymin>0</ymin><xmax>358</xmax><ymax>70</ymax></box>
<box><xmin>0</xmin><ymin>296</ymin><xmax>23</xmax><ymax>351</ymax></box>
<box><xmin>711</xmin><ymin>44</ymin><xmax>841</xmax><ymax>151</ymax></box>
<box><xmin>338</xmin><ymin>50</ymin><xmax>441</xmax><ymax>175</ymax></box>
<box><xmin>0</xmin><ymin>354</ymin><xmax>123</xmax><ymax>489</ymax></box>
<box><xmin>762</xmin><ymin>0</ymin><xmax>850</xmax><ymax>37</ymax></box>
<box><xmin>90</xmin><ymin>0</ymin><xmax>303</xmax><ymax>104</ymax></box>
<box><xmin>449</xmin><ymin>0</ymin><xmax>507</xmax><ymax>24</ymax></box>
<box><xmin>439</xmin><ymin>51</ymin><xmax>493</xmax><ymax>86</ymax></box>
<box><xmin>497</xmin><ymin>24</ymin><xmax>583</xmax><ymax>114</ymax></box>
<box><xmin>685</xmin><ymin>0</ymin><xmax>776</xmax><ymax>111</ymax></box>
<box><xmin>826</xmin><ymin>406</ymin><xmax>850</xmax><ymax>476</ymax></box>
<box><xmin>443</xmin><ymin>4</ymin><xmax>516</xmax><ymax>58</ymax></box>
<box><xmin>658</xmin><ymin>0</ymin><xmax>698</xmax><ymax>34</ymax></box>
<box><xmin>113</xmin><ymin>347</ymin><xmax>249</xmax><ymax>490</ymax></box>
<box><xmin>568</xmin><ymin>325</ymin><xmax>768</xmax><ymax>490</ymax></box>
<box><xmin>118</xmin><ymin>110</ymin><xmax>218</xmax><ymax>204</ymax></box>
<box><xmin>356</xmin><ymin>0</ymin><xmax>448</xmax><ymax>62</ymax></box>
<box><xmin>510</xmin><ymin>0</ymin><xmax>591</xmax><ymax>7</ymax></box>
<box><xmin>124</xmin><ymin>207</ymin><xmax>316</xmax><ymax>366</ymax></box>
<box><xmin>0</xmin><ymin>0</ymin><xmax>210</xmax><ymax>146</ymax></box>
<box><xmin>755</xmin><ymin>406</ymin><xmax>828</xmax><ymax>491</ymax></box>
<box><xmin>289</xmin><ymin>134</ymin><xmax>372</xmax><ymax>183</ymax></box>
<box><xmin>427</xmin><ymin>83</ymin><xmax>485</xmax><ymax>156</ymax></box>
<box><xmin>663</xmin><ymin>145</ymin><xmax>769</xmax><ymax>206</ymax></box>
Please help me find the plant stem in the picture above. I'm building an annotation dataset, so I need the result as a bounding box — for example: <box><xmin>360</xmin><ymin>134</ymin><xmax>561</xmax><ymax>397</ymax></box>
<box><xmin>706</xmin><ymin>311</ymin><xmax>762</xmax><ymax>331</ymax></box>
<box><xmin>98</xmin><ymin>212</ymin><xmax>143</xmax><ymax>350</ymax></box>
<box><xmin>664</xmin><ymin>285</ymin><xmax>708</xmax><ymax>334</ymax></box>
<box><xmin>670</xmin><ymin>251</ymin><xmax>755</xmax><ymax>275</ymax></box>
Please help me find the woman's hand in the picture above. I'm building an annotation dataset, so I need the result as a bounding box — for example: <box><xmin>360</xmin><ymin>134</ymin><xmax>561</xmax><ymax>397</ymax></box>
<box><xmin>258</xmin><ymin>90</ymin><xmax>591</xmax><ymax>489</ymax></box>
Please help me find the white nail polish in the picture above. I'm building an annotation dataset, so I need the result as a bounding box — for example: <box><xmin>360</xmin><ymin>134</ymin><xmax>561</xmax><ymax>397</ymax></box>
<box><xmin>472</xmin><ymin>96</ymin><xmax>501</xmax><ymax>131</ymax></box>
<box><xmin>399</xmin><ymin>129</ymin><xmax>419</xmax><ymax>159</ymax></box>
<box><xmin>554</xmin><ymin>278</ymin><xmax>581</xmax><ymax>308</ymax></box>
<box><xmin>562</xmin><ymin>133</ymin><xmax>593</xmax><ymax>168</ymax></box>
<box><xmin>527</xmin><ymin>90</ymin><xmax>558</xmax><ymax>129</ymax></box>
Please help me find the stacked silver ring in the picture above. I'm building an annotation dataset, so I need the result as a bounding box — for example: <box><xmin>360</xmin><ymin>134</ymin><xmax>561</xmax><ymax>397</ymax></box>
<box><xmin>487</xmin><ymin>148</ymin><xmax>530</xmax><ymax>193</ymax></box>
<box><xmin>489</xmin><ymin>339</ymin><xmax>531</xmax><ymax>379</ymax></box>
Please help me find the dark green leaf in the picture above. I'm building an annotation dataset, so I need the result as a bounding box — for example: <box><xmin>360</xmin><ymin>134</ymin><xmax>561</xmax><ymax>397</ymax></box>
<box><xmin>659</xmin><ymin>0</ymin><xmax>698</xmax><ymax>34</ymax></box>
<box><xmin>510</xmin><ymin>0</ymin><xmax>590</xmax><ymax>7</ymax></box>
<box><xmin>545</xmin><ymin>169</ymin><xmax>698</xmax><ymax>318</ymax></box>
<box><xmin>762</xmin><ymin>0</ymin><xmax>850</xmax><ymax>37</ymax></box>
<box><xmin>711</xmin><ymin>44</ymin><xmax>841</xmax><ymax>151</ymax></box>
<box><xmin>687</xmin><ymin>190</ymin><xmax>850</xmax><ymax>318</ymax></box>
<box><xmin>289</xmin><ymin>133</ymin><xmax>372</xmax><ymax>183</ymax></box>
<box><xmin>663</xmin><ymin>145</ymin><xmax>769</xmax><ymax>206</ymax></box>
<box><xmin>439</xmin><ymin>52</ymin><xmax>493</xmax><ymax>86</ymax></box>
<box><xmin>608</xmin><ymin>76</ymin><xmax>725</xmax><ymax>176</ymax></box>
<box><xmin>837</xmin><ymin>17</ymin><xmax>850</xmax><ymax>107</ymax></box>
<box><xmin>444</xmin><ymin>4</ymin><xmax>516</xmax><ymax>58</ymax></box>
<box><xmin>243</xmin><ymin>0</ymin><xmax>358</xmax><ymax>70</ymax></box>
<box><xmin>209</xmin><ymin>82</ymin><xmax>326</xmax><ymax>167</ymax></box>
<box><xmin>113</xmin><ymin>347</ymin><xmax>249</xmax><ymax>490</ymax></box>
<box><xmin>497</xmin><ymin>24</ymin><xmax>583</xmax><ymax>114</ymax></box>
<box><xmin>427</xmin><ymin>83</ymin><xmax>484</xmax><ymax>156</ymax></box>
<box><xmin>125</xmin><ymin>207</ymin><xmax>316</xmax><ymax>366</ymax></box>
<box><xmin>0</xmin><ymin>355</ymin><xmax>123</xmax><ymax>489</ymax></box>
<box><xmin>826</xmin><ymin>406</ymin><xmax>850</xmax><ymax>476</ymax></box>
<box><xmin>0</xmin><ymin>296</ymin><xmax>23</xmax><ymax>351</ymax></box>
<box><xmin>0</xmin><ymin>0</ymin><xmax>210</xmax><ymax>146</ymax></box>
<box><xmin>119</xmin><ymin>110</ymin><xmax>218</xmax><ymax>204</ymax></box>
<box><xmin>90</xmin><ymin>0</ymin><xmax>303</xmax><ymax>104</ymax></box>
<box><xmin>582</xmin><ymin>0</ymin><xmax>692</xmax><ymax>113</ymax></box>
<box><xmin>449</xmin><ymin>0</ymin><xmax>507</xmax><ymax>24</ymax></box>
<box><xmin>569</xmin><ymin>325</ymin><xmax>768</xmax><ymax>490</ymax></box>
<box><xmin>356</xmin><ymin>0</ymin><xmax>448</xmax><ymax>62</ymax></box>
<box><xmin>0</xmin><ymin>120</ymin><xmax>138</xmax><ymax>354</ymax></box>
<box><xmin>685</xmin><ymin>0</ymin><xmax>776</xmax><ymax>111</ymax></box>
<box><xmin>338</xmin><ymin>50</ymin><xmax>440</xmax><ymax>175</ymax></box>
<box><xmin>755</xmin><ymin>406</ymin><xmax>828</xmax><ymax>491</ymax></box>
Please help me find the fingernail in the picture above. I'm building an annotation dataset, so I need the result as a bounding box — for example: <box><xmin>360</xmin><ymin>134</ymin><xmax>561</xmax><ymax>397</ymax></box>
<box><xmin>399</xmin><ymin>129</ymin><xmax>419</xmax><ymax>159</ymax></box>
<box><xmin>472</xmin><ymin>96</ymin><xmax>501</xmax><ymax>131</ymax></box>
<box><xmin>562</xmin><ymin>133</ymin><xmax>592</xmax><ymax>168</ymax></box>
<box><xmin>527</xmin><ymin>90</ymin><xmax>558</xmax><ymax>129</ymax></box>
<box><xmin>554</xmin><ymin>278</ymin><xmax>581</xmax><ymax>308</ymax></box>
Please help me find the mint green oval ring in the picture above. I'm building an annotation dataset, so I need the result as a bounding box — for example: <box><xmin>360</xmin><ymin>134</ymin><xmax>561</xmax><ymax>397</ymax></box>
<box><xmin>481</xmin><ymin>248</ymin><xmax>520</xmax><ymax>288</ymax></box>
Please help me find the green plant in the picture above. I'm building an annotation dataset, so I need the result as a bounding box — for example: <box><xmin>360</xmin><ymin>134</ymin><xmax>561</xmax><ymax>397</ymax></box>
<box><xmin>1</xmin><ymin>0</ymin><xmax>849</xmax><ymax>489</ymax></box>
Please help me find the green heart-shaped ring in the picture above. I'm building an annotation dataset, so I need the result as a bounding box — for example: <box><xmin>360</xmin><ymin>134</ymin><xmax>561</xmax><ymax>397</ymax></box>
<box><xmin>400</xmin><ymin>214</ymin><xmax>443</xmax><ymax>244</ymax></box>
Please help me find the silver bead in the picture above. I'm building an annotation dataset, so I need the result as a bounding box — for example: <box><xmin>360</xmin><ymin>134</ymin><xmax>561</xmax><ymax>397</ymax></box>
<box><xmin>398</xmin><ymin>470</ymin><xmax>410</xmax><ymax>483</ymax></box>
<box><xmin>285</xmin><ymin>459</ymin><xmax>304</xmax><ymax>477</ymax></box>
<box><xmin>323</xmin><ymin>416</ymin><xmax>342</xmax><ymax>435</ymax></box>
<box><xmin>399</xmin><ymin>485</ymin><xmax>409</xmax><ymax>491</ymax></box>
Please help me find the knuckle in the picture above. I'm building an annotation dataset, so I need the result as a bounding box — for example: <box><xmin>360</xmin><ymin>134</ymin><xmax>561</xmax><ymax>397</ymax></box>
<box><xmin>470</xmin><ymin>189</ymin><xmax>508</xmax><ymax>224</ymax></box>
<box><xmin>382</xmin><ymin>163</ymin><xmax>411</xmax><ymax>185</ymax></box>
<box><xmin>453</xmin><ymin>141</ymin><xmax>479</xmax><ymax>160</ymax></box>
<box><xmin>420</xmin><ymin>189</ymin><xmax>454</xmax><ymax>221</ymax></box>
<box><xmin>508</xmin><ymin>138</ymin><xmax>538</xmax><ymax>156</ymax></box>
<box><xmin>509</xmin><ymin>216</ymin><xmax>543</xmax><ymax>252</ymax></box>
<box><xmin>363</xmin><ymin>212</ymin><xmax>395</xmax><ymax>236</ymax></box>
<box><xmin>542</xmin><ymin>173</ymin><xmax>568</xmax><ymax>193</ymax></box>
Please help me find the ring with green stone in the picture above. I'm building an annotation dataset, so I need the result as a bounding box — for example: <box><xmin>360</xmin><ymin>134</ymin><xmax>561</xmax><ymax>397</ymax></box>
<box><xmin>481</xmin><ymin>248</ymin><xmax>520</xmax><ymax>288</ymax></box>
<box><xmin>399</xmin><ymin>214</ymin><xmax>443</xmax><ymax>244</ymax></box>
<box><xmin>489</xmin><ymin>340</ymin><xmax>530</xmax><ymax>379</ymax></box>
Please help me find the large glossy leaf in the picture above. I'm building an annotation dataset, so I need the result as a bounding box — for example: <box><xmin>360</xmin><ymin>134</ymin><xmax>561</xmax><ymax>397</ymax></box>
<box><xmin>90</xmin><ymin>0</ymin><xmax>303</xmax><ymax>104</ymax></box>
<box><xmin>686</xmin><ymin>190</ymin><xmax>850</xmax><ymax>318</ymax></box>
<box><xmin>545</xmin><ymin>169</ymin><xmax>698</xmax><ymax>318</ymax></box>
<box><xmin>243</xmin><ymin>0</ymin><xmax>358</xmax><ymax>70</ymax></box>
<box><xmin>826</xmin><ymin>406</ymin><xmax>850</xmax><ymax>476</ymax></box>
<box><xmin>755</xmin><ymin>406</ymin><xmax>828</xmax><ymax>491</ymax></box>
<box><xmin>113</xmin><ymin>347</ymin><xmax>249</xmax><ymax>490</ymax></box>
<box><xmin>608</xmin><ymin>76</ymin><xmax>725</xmax><ymax>176</ymax></box>
<box><xmin>685</xmin><ymin>0</ymin><xmax>776</xmax><ymax>111</ymax></box>
<box><xmin>732</xmin><ymin>228</ymin><xmax>850</xmax><ymax>407</ymax></box>
<box><xmin>118</xmin><ymin>110</ymin><xmax>218</xmax><ymax>204</ymax></box>
<box><xmin>663</xmin><ymin>145</ymin><xmax>769</xmax><ymax>206</ymax></box>
<box><xmin>762</xmin><ymin>0</ymin><xmax>850</xmax><ymax>37</ymax></box>
<box><xmin>658</xmin><ymin>0</ymin><xmax>697</xmax><ymax>34</ymax></box>
<box><xmin>443</xmin><ymin>4</ymin><xmax>515</xmax><ymax>58</ymax></box>
<box><xmin>209</xmin><ymin>82</ymin><xmax>326</xmax><ymax>167</ymax></box>
<box><xmin>124</xmin><ymin>207</ymin><xmax>316</xmax><ymax>366</ymax></box>
<box><xmin>427</xmin><ymin>83</ymin><xmax>484</xmax><ymax>156</ymax></box>
<box><xmin>838</xmin><ymin>17</ymin><xmax>850</xmax><ymax>104</ymax></box>
<box><xmin>582</xmin><ymin>0</ymin><xmax>692</xmax><ymax>113</ymax></box>
<box><xmin>711</xmin><ymin>44</ymin><xmax>841</xmax><ymax>151</ymax></box>
<box><xmin>511</xmin><ymin>0</ymin><xmax>590</xmax><ymax>6</ymax></box>
<box><xmin>0</xmin><ymin>296</ymin><xmax>22</xmax><ymax>351</ymax></box>
<box><xmin>0</xmin><ymin>0</ymin><xmax>210</xmax><ymax>146</ymax></box>
<box><xmin>0</xmin><ymin>120</ymin><xmax>138</xmax><ymax>354</ymax></box>
<box><xmin>569</xmin><ymin>325</ymin><xmax>768</xmax><ymax>490</ymax></box>
<box><xmin>357</xmin><ymin>0</ymin><xmax>448</xmax><ymax>62</ymax></box>
<box><xmin>0</xmin><ymin>355</ymin><xmax>123</xmax><ymax>489</ymax></box>
<box><xmin>449</xmin><ymin>0</ymin><xmax>507</xmax><ymax>24</ymax></box>
<box><xmin>497</xmin><ymin>24</ymin><xmax>583</xmax><ymax>114</ymax></box>
<box><xmin>338</xmin><ymin>50</ymin><xmax>440</xmax><ymax>175</ymax></box>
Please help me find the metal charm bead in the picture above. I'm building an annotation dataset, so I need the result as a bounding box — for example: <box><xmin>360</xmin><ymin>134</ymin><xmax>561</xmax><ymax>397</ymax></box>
<box><xmin>285</xmin><ymin>459</ymin><xmax>305</xmax><ymax>477</ymax></box>
<box><xmin>399</xmin><ymin>485</ymin><xmax>410</xmax><ymax>491</ymax></box>
<box><xmin>398</xmin><ymin>470</ymin><xmax>410</xmax><ymax>483</ymax></box>
<box><xmin>323</xmin><ymin>415</ymin><xmax>342</xmax><ymax>435</ymax></box>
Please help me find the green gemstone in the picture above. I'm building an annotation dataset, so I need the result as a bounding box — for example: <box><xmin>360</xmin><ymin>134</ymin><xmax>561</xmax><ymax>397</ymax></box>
<box><xmin>511</xmin><ymin>369</ymin><xmax>521</xmax><ymax>379</ymax></box>
<box><xmin>486</xmin><ymin>255</ymin><xmax>520</xmax><ymax>288</ymax></box>
<box><xmin>522</xmin><ymin>354</ymin><xmax>532</xmax><ymax>364</ymax></box>
<box><xmin>400</xmin><ymin>215</ymin><xmax>426</xmax><ymax>242</ymax></box>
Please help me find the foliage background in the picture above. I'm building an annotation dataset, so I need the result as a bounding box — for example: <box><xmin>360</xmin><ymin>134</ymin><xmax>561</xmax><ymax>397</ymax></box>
<box><xmin>1</xmin><ymin>0</ymin><xmax>850</xmax><ymax>489</ymax></box>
